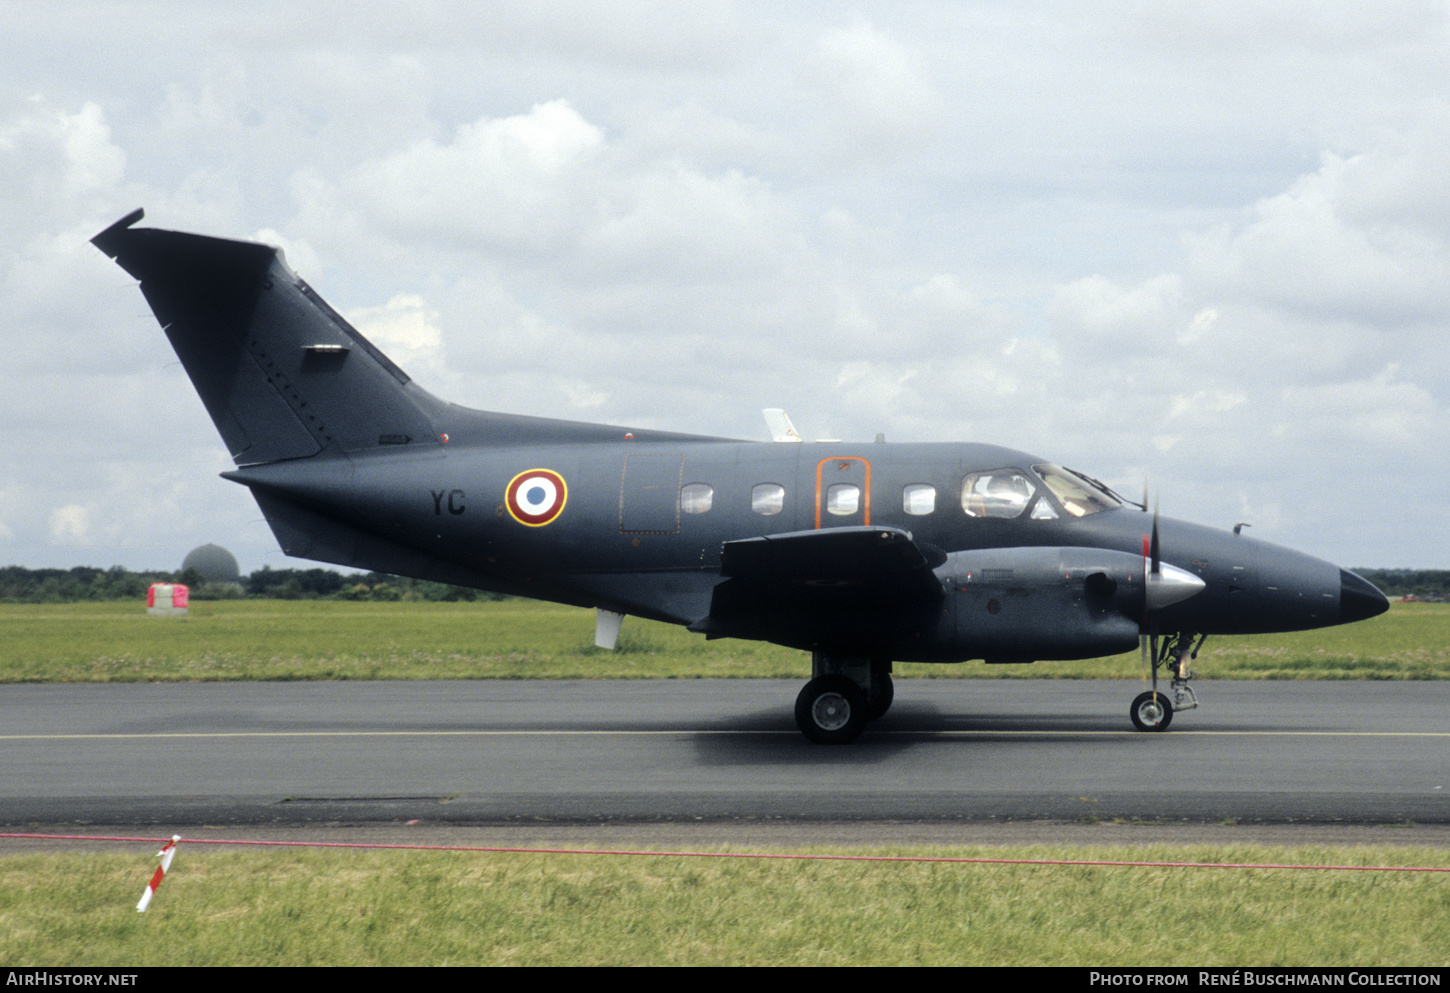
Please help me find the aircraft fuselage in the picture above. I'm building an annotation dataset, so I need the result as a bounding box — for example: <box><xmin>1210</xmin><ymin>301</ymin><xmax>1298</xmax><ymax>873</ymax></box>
<box><xmin>223</xmin><ymin>435</ymin><xmax>1376</xmax><ymax>663</ymax></box>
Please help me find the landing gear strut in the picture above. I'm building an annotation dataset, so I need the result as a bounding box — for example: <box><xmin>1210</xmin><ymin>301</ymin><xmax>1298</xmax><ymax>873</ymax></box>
<box><xmin>1131</xmin><ymin>632</ymin><xmax>1204</xmax><ymax>732</ymax></box>
<box><xmin>864</xmin><ymin>671</ymin><xmax>894</xmax><ymax>721</ymax></box>
<box><xmin>794</xmin><ymin>655</ymin><xmax>892</xmax><ymax>744</ymax></box>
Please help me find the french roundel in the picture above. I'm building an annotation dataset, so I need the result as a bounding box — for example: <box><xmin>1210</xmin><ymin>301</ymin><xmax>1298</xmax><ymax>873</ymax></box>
<box><xmin>505</xmin><ymin>469</ymin><xmax>568</xmax><ymax>526</ymax></box>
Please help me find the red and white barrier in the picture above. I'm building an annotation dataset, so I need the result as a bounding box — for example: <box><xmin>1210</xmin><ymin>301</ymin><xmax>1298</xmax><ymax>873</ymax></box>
<box><xmin>136</xmin><ymin>835</ymin><xmax>181</xmax><ymax>912</ymax></box>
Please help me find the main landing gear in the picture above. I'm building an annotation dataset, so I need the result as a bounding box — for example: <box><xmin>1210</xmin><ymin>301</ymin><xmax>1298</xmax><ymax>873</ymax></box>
<box><xmin>795</xmin><ymin>655</ymin><xmax>893</xmax><ymax>744</ymax></box>
<box><xmin>1131</xmin><ymin>631</ymin><xmax>1205</xmax><ymax>732</ymax></box>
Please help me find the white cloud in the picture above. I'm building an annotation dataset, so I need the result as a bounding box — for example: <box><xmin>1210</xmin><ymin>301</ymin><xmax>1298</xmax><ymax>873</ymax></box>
<box><xmin>1277</xmin><ymin>364</ymin><xmax>1439</xmax><ymax>450</ymax></box>
<box><xmin>1166</xmin><ymin>390</ymin><xmax>1247</xmax><ymax>422</ymax></box>
<box><xmin>252</xmin><ymin>227</ymin><xmax>322</xmax><ymax>283</ymax></box>
<box><xmin>345</xmin><ymin>294</ymin><xmax>446</xmax><ymax>381</ymax></box>
<box><xmin>48</xmin><ymin>504</ymin><xmax>91</xmax><ymax>544</ymax></box>
<box><xmin>342</xmin><ymin>100</ymin><xmax>605</xmax><ymax>254</ymax></box>
<box><xmin>1120</xmin><ymin>0</ymin><xmax>1446</xmax><ymax>54</ymax></box>
<box><xmin>906</xmin><ymin>273</ymin><xmax>980</xmax><ymax>314</ymax></box>
<box><xmin>1187</xmin><ymin>142</ymin><xmax>1450</xmax><ymax>327</ymax></box>
<box><xmin>5</xmin><ymin>2</ymin><xmax>1450</xmax><ymax>571</ymax></box>
<box><xmin>0</xmin><ymin>100</ymin><xmax>125</xmax><ymax>214</ymax></box>
<box><xmin>1049</xmin><ymin>274</ymin><xmax>1185</xmax><ymax>347</ymax></box>
<box><xmin>805</xmin><ymin>19</ymin><xmax>946</xmax><ymax>153</ymax></box>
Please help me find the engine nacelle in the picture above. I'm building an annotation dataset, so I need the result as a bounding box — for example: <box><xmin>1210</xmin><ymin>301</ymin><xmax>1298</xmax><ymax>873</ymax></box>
<box><xmin>937</xmin><ymin>546</ymin><xmax>1146</xmax><ymax>662</ymax></box>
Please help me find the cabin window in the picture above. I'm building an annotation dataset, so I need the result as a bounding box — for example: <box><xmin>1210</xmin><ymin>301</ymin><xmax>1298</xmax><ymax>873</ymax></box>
<box><xmin>752</xmin><ymin>483</ymin><xmax>785</xmax><ymax>516</ymax></box>
<box><xmin>902</xmin><ymin>483</ymin><xmax>936</xmax><ymax>516</ymax></box>
<box><xmin>826</xmin><ymin>483</ymin><xmax>860</xmax><ymax>516</ymax></box>
<box><xmin>961</xmin><ymin>469</ymin><xmax>1037</xmax><ymax>519</ymax></box>
<box><xmin>680</xmin><ymin>483</ymin><xmax>713</xmax><ymax>514</ymax></box>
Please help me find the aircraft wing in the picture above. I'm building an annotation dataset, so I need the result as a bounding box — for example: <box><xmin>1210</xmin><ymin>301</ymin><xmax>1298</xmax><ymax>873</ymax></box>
<box><xmin>721</xmin><ymin>525</ymin><xmax>945</xmax><ymax>585</ymax></box>
<box><xmin>690</xmin><ymin>526</ymin><xmax>948</xmax><ymax>648</ymax></box>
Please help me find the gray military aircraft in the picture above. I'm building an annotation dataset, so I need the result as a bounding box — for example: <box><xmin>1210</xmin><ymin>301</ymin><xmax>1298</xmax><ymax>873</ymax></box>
<box><xmin>92</xmin><ymin>210</ymin><xmax>1390</xmax><ymax>743</ymax></box>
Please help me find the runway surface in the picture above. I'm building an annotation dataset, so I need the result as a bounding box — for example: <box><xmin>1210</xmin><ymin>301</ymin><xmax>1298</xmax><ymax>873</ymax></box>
<box><xmin>3</xmin><ymin>679</ymin><xmax>1447</xmax><ymax>827</ymax></box>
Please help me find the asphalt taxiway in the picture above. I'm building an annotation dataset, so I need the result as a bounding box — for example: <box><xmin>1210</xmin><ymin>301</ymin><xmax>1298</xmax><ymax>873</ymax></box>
<box><xmin>3</xmin><ymin>679</ymin><xmax>1446</xmax><ymax>827</ymax></box>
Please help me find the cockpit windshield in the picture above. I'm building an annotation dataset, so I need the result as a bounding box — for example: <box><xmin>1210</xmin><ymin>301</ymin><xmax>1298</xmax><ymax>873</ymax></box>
<box><xmin>1031</xmin><ymin>464</ymin><xmax>1122</xmax><ymax>517</ymax></box>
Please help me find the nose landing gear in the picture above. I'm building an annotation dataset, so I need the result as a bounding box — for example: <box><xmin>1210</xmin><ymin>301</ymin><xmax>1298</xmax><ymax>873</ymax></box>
<box><xmin>1131</xmin><ymin>632</ymin><xmax>1204</xmax><ymax>732</ymax></box>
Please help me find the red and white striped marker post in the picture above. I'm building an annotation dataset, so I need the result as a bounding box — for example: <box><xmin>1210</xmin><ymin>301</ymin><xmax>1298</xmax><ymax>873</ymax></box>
<box><xmin>136</xmin><ymin>835</ymin><xmax>181</xmax><ymax>912</ymax></box>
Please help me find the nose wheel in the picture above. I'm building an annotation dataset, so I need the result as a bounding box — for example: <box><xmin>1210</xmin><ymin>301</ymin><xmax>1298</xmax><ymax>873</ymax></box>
<box><xmin>1131</xmin><ymin>632</ymin><xmax>1204</xmax><ymax>732</ymax></box>
<box><xmin>1130</xmin><ymin>690</ymin><xmax>1173</xmax><ymax>731</ymax></box>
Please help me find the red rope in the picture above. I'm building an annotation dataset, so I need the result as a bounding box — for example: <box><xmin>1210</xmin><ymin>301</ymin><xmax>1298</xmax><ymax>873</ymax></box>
<box><xmin>3</xmin><ymin>831</ymin><xmax>1448</xmax><ymax>873</ymax></box>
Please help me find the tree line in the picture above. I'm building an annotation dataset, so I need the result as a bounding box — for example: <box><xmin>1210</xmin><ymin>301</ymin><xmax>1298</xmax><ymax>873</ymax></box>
<box><xmin>2</xmin><ymin>563</ymin><xmax>1444</xmax><ymax>604</ymax></box>
<box><xmin>1354</xmin><ymin>569</ymin><xmax>1450</xmax><ymax>602</ymax></box>
<box><xmin>0</xmin><ymin>564</ymin><xmax>503</xmax><ymax>603</ymax></box>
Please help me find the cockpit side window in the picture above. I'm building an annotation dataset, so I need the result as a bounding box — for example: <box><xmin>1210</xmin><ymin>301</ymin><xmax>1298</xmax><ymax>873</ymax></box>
<box><xmin>961</xmin><ymin>469</ymin><xmax>1037</xmax><ymax>519</ymax></box>
<box><xmin>1031</xmin><ymin>464</ymin><xmax>1121</xmax><ymax>517</ymax></box>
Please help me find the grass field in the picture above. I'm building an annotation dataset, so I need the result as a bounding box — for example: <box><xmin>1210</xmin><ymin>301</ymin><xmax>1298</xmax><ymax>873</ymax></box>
<box><xmin>0</xmin><ymin>598</ymin><xmax>1442</xmax><ymax>683</ymax></box>
<box><xmin>5</xmin><ymin>599</ymin><xmax>1444</xmax><ymax>966</ymax></box>
<box><xmin>3</xmin><ymin>843</ymin><xmax>1449</xmax><ymax>966</ymax></box>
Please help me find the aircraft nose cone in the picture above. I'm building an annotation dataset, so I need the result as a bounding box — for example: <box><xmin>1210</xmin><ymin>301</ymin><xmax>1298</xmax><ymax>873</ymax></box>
<box><xmin>1339</xmin><ymin>569</ymin><xmax>1390</xmax><ymax>623</ymax></box>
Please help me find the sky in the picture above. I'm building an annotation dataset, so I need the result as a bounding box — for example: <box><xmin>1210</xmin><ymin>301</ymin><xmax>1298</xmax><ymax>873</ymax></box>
<box><xmin>3</xmin><ymin>0</ymin><xmax>1448</xmax><ymax>575</ymax></box>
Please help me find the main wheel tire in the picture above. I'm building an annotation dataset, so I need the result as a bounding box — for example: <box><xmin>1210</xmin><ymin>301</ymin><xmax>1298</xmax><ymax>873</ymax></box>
<box><xmin>1130</xmin><ymin>690</ymin><xmax>1174</xmax><ymax>731</ymax></box>
<box><xmin>795</xmin><ymin>675</ymin><xmax>868</xmax><ymax>744</ymax></box>
<box><xmin>865</xmin><ymin>672</ymin><xmax>895</xmax><ymax>721</ymax></box>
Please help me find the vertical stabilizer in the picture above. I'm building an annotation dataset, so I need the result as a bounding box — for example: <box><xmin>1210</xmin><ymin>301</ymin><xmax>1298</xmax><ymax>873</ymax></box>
<box><xmin>762</xmin><ymin>408</ymin><xmax>802</xmax><ymax>443</ymax></box>
<box><xmin>93</xmin><ymin>210</ymin><xmax>446</xmax><ymax>465</ymax></box>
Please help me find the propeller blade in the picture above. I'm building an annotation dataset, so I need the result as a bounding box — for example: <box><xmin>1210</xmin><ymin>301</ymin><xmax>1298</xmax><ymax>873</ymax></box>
<box><xmin>1140</xmin><ymin>531</ymin><xmax>1151</xmax><ymax>632</ymax></box>
<box><xmin>1150</xmin><ymin>500</ymin><xmax>1161</xmax><ymax>576</ymax></box>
